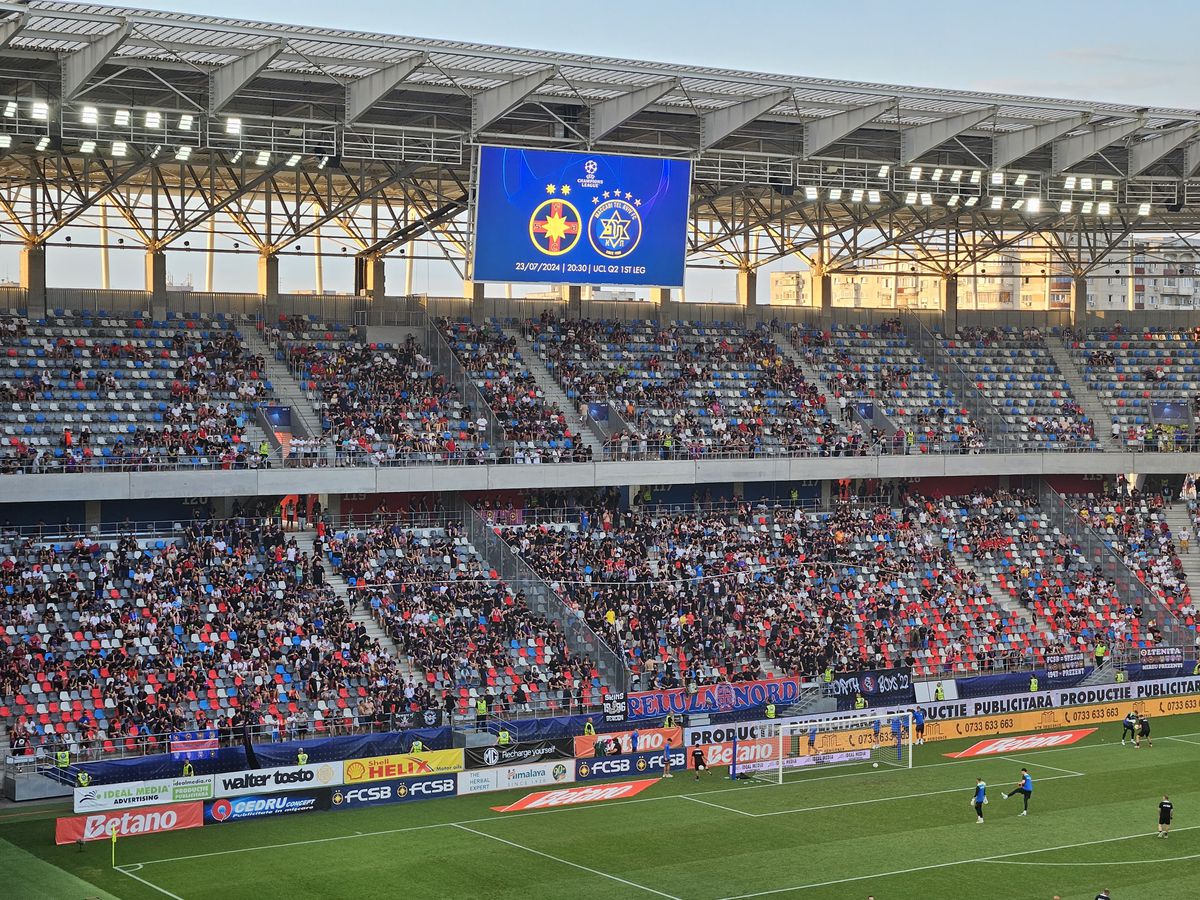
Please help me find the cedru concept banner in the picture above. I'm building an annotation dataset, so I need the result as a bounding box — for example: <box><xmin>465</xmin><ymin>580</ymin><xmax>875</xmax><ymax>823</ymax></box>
<box><xmin>472</xmin><ymin>146</ymin><xmax>691</xmax><ymax>287</ymax></box>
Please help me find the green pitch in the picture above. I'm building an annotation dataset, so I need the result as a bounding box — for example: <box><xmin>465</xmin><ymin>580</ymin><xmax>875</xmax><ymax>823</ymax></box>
<box><xmin>5</xmin><ymin>713</ymin><xmax>1200</xmax><ymax>900</ymax></box>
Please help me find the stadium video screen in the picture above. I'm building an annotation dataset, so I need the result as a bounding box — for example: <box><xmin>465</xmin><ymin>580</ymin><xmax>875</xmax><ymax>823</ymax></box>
<box><xmin>471</xmin><ymin>146</ymin><xmax>691</xmax><ymax>287</ymax></box>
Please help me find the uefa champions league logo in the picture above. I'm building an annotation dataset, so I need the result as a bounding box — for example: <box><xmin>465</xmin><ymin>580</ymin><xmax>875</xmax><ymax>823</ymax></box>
<box><xmin>577</xmin><ymin>159</ymin><xmax>604</xmax><ymax>189</ymax></box>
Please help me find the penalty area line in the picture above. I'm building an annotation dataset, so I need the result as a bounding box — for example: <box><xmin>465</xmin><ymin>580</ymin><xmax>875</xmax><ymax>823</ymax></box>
<box><xmin>451</xmin><ymin>823</ymin><xmax>682</xmax><ymax>900</ymax></box>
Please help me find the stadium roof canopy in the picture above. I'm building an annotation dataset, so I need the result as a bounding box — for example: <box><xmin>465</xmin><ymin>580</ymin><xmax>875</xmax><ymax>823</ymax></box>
<box><xmin>0</xmin><ymin>0</ymin><xmax>1198</xmax><ymax>272</ymax></box>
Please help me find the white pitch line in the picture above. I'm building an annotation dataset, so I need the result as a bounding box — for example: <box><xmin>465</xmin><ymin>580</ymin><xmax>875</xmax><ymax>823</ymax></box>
<box><xmin>115</xmin><ymin>864</ymin><xmax>186</xmax><ymax>900</ymax></box>
<box><xmin>995</xmin><ymin>755</ymin><xmax>1085</xmax><ymax>777</ymax></box>
<box><xmin>682</xmin><ymin>794</ymin><xmax>759</xmax><ymax>817</ymax></box>
<box><xmin>131</xmin><ymin>736</ymin><xmax>1122</xmax><ymax>870</ymax></box>
<box><xmin>452</xmin><ymin>824</ymin><xmax>682</xmax><ymax>900</ymax></box>
<box><xmin>717</xmin><ymin>824</ymin><xmax>1200</xmax><ymax>897</ymax></box>
<box><xmin>1164</xmin><ymin>735</ymin><xmax>1200</xmax><ymax>746</ymax></box>
<box><xmin>983</xmin><ymin>852</ymin><xmax>1200</xmax><ymax>867</ymax></box>
<box><xmin>748</xmin><ymin>773</ymin><xmax>1081</xmax><ymax>819</ymax></box>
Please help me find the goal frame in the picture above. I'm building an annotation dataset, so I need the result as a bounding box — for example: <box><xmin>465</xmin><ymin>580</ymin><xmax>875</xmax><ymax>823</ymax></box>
<box><xmin>747</xmin><ymin>711</ymin><xmax>914</xmax><ymax>785</ymax></box>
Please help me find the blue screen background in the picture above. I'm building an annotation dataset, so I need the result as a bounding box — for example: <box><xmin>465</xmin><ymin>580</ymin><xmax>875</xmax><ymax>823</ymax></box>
<box><xmin>472</xmin><ymin>146</ymin><xmax>691</xmax><ymax>287</ymax></box>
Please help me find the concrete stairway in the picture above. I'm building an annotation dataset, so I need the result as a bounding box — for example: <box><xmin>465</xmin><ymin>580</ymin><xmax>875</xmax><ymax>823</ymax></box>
<box><xmin>292</xmin><ymin>530</ymin><xmax>419</xmax><ymax>683</ymax></box>
<box><xmin>242</xmin><ymin>327</ymin><xmax>324</xmax><ymax>440</ymax></box>
<box><xmin>952</xmin><ymin>547</ymin><xmax>1038</xmax><ymax>631</ymax></box>
<box><xmin>774</xmin><ymin>334</ymin><xmax>840</xmax><ymax>421</ymax></box>
<box><xmin>1044</xmin><ymin>340</ymin><xmax>1121</xmax><ymax>451</ymax></box>
<box><xmin>507</xmin><ymin>329</ymin><xmax>605</xmax><ymax>457</ymax></box>
<box><xmin>1162</xmin><ymin>505</ymin><xmax>1200</xmax><ymax>600</ymax></box>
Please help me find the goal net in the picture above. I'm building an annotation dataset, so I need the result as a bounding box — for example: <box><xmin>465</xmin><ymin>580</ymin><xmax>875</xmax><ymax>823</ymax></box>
<box><xmin>741</xmin><ymin>712</ymin><xmax>914</xmax><ymax>784</ymax></box>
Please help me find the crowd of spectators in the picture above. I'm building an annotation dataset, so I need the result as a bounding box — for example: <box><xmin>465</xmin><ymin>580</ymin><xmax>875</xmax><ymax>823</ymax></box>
<box><xmin>325</xmin><ymin>521</ymin><xmax>597</xmax><ymax>717</ymax></box>
<box><xmin>1</xmin><ymin>516</ymin><xmax>432</xmax><ymax>757</ymax></box>
<box><xmin>282</xmin><ymin>326</ymin><xmax>492</xmax><ymax>465</ymax></box>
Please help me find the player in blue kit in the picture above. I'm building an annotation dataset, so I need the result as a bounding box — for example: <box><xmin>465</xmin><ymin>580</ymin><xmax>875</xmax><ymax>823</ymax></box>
<box><xmin>912</xmin><ymin>707</ymin><xmax>926</xmax><ymax>745</ymax></box>
<box><xmin>972</xmin><ymin>778</ymin><xmax>988</xmax><ymax>823</ymax></box>
<box><xmin>1003</xmin><ymin>768</ymin><xmax>1033</xmax><ymax>816</ymax></box>
<box><xmin>872</xmin><ymin>718</ymin><xmax>882</xmax><ymax>749</ymax></box>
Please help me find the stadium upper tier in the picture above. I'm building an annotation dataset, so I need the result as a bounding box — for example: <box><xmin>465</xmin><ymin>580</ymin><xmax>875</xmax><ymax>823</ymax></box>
<box><xmin>5</xmin><ymin>314</ymin><xmax>1200</xmax><ymax>475</ymax></box>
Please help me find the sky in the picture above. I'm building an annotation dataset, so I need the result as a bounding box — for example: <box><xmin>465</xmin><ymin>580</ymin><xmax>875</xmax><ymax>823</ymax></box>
<box><xmin>24</xmin><ymin>0</ymin><xmax>1200</xmax><ymax>297</ymax></box>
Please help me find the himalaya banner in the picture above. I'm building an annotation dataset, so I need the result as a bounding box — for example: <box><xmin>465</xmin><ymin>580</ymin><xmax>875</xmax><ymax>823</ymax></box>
<box><xmin>626</xmin><ymin>677</ymin><xmax>801</xmax><ymax>722</ymax></box>
<box><xmin>825</xmin><ymin>668</ymin><xmax>915</xmax><ymax>707</ymax></box>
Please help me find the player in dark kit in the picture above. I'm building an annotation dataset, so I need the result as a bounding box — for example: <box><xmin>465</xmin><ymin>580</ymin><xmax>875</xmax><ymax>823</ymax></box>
<box><xmin>691</xmin><ymin>745</ymin><xmax>707</xmax><ymax>781</ymax></box>
<box><xmin>1135</xmin><ymin>714</ymin><xmax>1152</xmax><ymax>748</ymax></box>
<box><xmin>1120</xmin><ymin>711</ymin><xmax>1137</xmax><ymax>745</ymax></box>
<box><xmin>1158</xmin><ymin>795</ymin><xmax>1173</xmax><ymax>838</ymax></box>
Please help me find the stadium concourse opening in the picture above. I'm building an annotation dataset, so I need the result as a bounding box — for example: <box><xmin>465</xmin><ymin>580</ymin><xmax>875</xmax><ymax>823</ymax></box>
<box><xmin>2</xmin><ymin>3</ymin><xmax>1200</xmax><ymax>899</ymax></box>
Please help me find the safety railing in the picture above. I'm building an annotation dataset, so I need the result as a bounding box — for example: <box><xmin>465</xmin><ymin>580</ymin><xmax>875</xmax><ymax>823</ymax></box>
<box><xmin>902</xmin><ymin>313</ymin><xmax>1018</xmax><ymax>449</ymax></box>
<box><xmin>459</xmin><ymin>499</ymin><xmax>630</xmax><ymax>694</ymax></box>
<box><xmin>1037</xmin><ymin>481</ymin><xmax>1191</xmax><ymax>646</ymax></box>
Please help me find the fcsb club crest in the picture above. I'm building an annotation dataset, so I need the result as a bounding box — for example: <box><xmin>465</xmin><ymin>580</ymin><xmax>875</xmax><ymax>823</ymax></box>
<box><xmin>529</xmin><ymin>198</ymin><xmax>582</xmax><ymax>256</ymax></box>
<box><xmin>588</xmin><ymin>196</ymin><xmax>643</xmax><ymax>259</ymax></box>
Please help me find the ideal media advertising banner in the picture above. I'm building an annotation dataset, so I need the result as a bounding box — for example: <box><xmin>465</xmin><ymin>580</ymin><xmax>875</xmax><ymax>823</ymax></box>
<box><xmin>472</xmin><ymin>146</ymin><xmax>691</xmax><ymax>287</ymax></box>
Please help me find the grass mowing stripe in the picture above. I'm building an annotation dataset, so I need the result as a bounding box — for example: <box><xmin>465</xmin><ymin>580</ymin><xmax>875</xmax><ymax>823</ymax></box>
<box><xmin>452</xmin><ymin>823</ymin><xmax>683</xmax><ymax>900</ymax></box>
<box><xmin>717</xmin><ymin>824</ymin><xmax>1200</xmax><ymax>897</ymax></box>
<box><xmin>114</xmin><ymin>864</ymin><xmax>186</xmax><ymax>900</ymax></box>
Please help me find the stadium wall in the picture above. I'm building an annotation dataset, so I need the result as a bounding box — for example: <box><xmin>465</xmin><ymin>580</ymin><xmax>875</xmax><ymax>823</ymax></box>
<box><xmin>4</xmin><ymin>450</ymin><xmax>1194</xmax><ymax>503</ymax></box>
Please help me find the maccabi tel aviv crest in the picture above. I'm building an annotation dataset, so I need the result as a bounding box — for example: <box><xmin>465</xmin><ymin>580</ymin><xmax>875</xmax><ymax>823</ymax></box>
<box><xmin>588</xmin><ymin>190</ymin><xmax>643</xmax><ymax>259</ymax></box>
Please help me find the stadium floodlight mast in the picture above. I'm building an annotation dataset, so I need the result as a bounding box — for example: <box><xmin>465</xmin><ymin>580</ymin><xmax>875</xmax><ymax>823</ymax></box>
<box><xmin>745</xmin><ymin>711</ymin><xmax>914</xmax><ymax>785</ymax></box>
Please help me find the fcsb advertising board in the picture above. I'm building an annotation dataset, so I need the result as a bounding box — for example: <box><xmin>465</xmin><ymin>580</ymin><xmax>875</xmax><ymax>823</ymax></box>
<box><xmin>471</xmin><ymin>146</ymin><xmax>691</xmax><ymax>287</ymax></box>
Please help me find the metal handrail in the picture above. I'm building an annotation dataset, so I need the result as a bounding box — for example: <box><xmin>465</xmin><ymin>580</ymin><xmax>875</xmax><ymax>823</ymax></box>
<box><xmin>459</xmin><ymin>499</ymin><xmax>631</xmax><ymax>694</ymax></box>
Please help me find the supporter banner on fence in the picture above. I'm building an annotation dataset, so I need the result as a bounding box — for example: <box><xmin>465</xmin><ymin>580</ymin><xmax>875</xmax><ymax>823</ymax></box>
<box><xmin>56</xmin><ymin>802</ymin><xmax>204</xmax><ymax>845</ymax></box>
<box><xmin>343</xmin><ymin>748</ymin><xmax>464</xmax><ymax>783</ymax></box>
<box><xmin>626</xmin><ymin>677</ymin><xmax>801</xmax><ymax>722</ymax></box>
<box><xmin>330</xmin><ymin>775</ymin><xmax>457</xmax><ymax>809</ymax></box>
<box><xmin>392</xmin><ymin>710</ymin><xmax>444</xmax><ymax>729</ymax></box>
<box><xmin>74</xmin><ymin>775</ymin><xmax>214</xmax><ymax>813</ymax></box>
<box><xmin>573</xmin><ymin>726</ymin><xmax>682</xmax><ymax>758</ymax></box>
<box><xmin>575</xmin><ymin>749</ymin><xmax>688</xmax><ymax>781</ymax></box>
<box><xmin>1140</xmin><ymin>647</ymin><xmax>1186</xmax><ymax>675</ymax></box>
<box><xmin>1044</xmin><ymin>652</ymin><xmax>1088</xmax><ymax>681</ymax></box>
<box><xmin>603</xmin><ymin>691</ymin><xmax>627</xmax><ymax>724</ymax></box>
<box><xmin>458</xmin><ymin>761</ymin><xmax>576</xmax><ymax>795</ymax></box>
<box><xmin>170</xmin><ymin>729</ymin><xmax>219</xmax><ymax>761</ymax></box>
<box><xmin>825</xmin><ymin>667</ymin><xmax>915</xmax><ymax>706</ymax></box>
<box><xmin>205</xmin><ymin>789</ymin><xmax>333</xmax><ymax>824</ymax></box>
<box><xmin>465</xmin><ymin>740</ymin><xmax>573</xmax><ymax>770</ymax></box>
<box><xmin>214</xmin><ymin>762</ymin><xmax>344</xmax><ymax>798</ymax></box>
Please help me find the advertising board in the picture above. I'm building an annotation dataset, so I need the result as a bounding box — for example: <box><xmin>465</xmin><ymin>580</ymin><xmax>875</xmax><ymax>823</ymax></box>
<box><xmin>573</xmin><ymin>727</ymin><xmax>681</xmax><ymax>758</ymax></box>
<box><xmin>343</xmin><ymin>749</ymin><xmax>464</xmax><ymax>783</ymax></box>
<box><xmin>458</xmin><ymin>761</ymin><xmax>576</xmax><ymax>795</ymax></box>
<box><xmin>329</xmin><ymin>775</ymin><xmax>457</xmax><ymax>809</ymax></box>
<box><xmin>214</xmin><ymin>762</ymin><xmax>344</xmax><ymax>797</ymax></box>
<box><xmin>465</xmin><ymin>740</ymin><xmax>572</xmax><ymax>770</ymax></box>
<box><xmin>204</xmin><ymin>790</ymin><xmax>332</xmax><ymax>824</ymax></box>
<box><xmin>74</xmin><ymin>775</ymin><xmax>214</xmax><ymax>813</ymax></box>
<box><xmin>56</xmin><ymin>802</ymin><xmax>204</xmax><ymax>845</ymax></box>
<box><xmin>575</xmin><ymin>749</ymin><xmax>688</xmax><ymax>781</ymax></box>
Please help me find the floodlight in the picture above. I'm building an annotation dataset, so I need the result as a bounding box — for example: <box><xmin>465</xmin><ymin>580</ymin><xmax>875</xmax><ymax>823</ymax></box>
<box><xmin>1101</xmin><ymin>179</ymin><xmax>1114</xmax><ymax>191</ymax></box>
<box><xmin>111</xmin><ymin>141</ymin><xmax>126</xmax><ymax>157</ymax></box>
<box><xmin>1081</xmin><ymin>177</ymin><xmax>1093</xmax><ymax>190</ymax></box>
<box><xmin>1137</xmin><ymin>202</ymin><xmax>1151</xmax><ymax>216</ymax></box>
<box><xmin>947</xmin><ymin>195</ymin><xmax>960</xmax><ymax>206</ymax></box>
<box><xmin>1015</xmin><ymin>173</ymin><xmax>1027</xmax><ymax>186</ymax></box>
<box><xmin>256</xmin><ymin>150</ymin><xmax>271</xmax><ymax>166</ymax></box>
<box><xmin>176</xmin><ymin>146</ymin><xmax>192</xmax><ymax>161</ymax></box>
<box><xmin>1026</xmin><ymin>197</ymin><xmax>1041</xmax><ymax>213</ymax></box>
<box><xmin>2</xmin><ymin>101</ymin><xmax>15</xmax><ymax>118</ymax></box>
<box><xmin>931</xmin><ymin>167</ymin><xmax>943</xmax><ymax>181</ymax></box>
<box><xmin>1064</xmin><ymin>176</ymin><xmax>1077</xmax><ymax>190</ymax></box>
<box><xmin>1098</xmin><ymin>201</ymin><xmax>1111</xmax><ymax>215</ymax></box>
<box><xmin>990</xmin><ymin>195</ymin><xmax>1003</xmax><ymax>209</ymax></box>
<box><xmin>877</xmin><ymin>164</ymin><xmax>890</xmax><ymax>177</ymax></box>
<box><xmin>868</xmin><ymin>190</ymin><xmax>880</xmax><ymax>203</ymax></box>
<box><xmin>80</xmin><ymin>140</ymin><xmax>96</xmax><ymax>154</ymax></box>
<box><xmin>35</xmin><ymin>136</ymin><xmax>49</xmax><ymax>151</ymax></box>
<box><xmin>178</xmin><ymin>114</ymin><xmax>194</xmax><ymax>131</ymax></box>
<box><xmin>804</xmin><ymin>186</ymin><xmax>818</xmax><ymax>200</ymax></box>
<box><xmin>964</xmin><ymin>196</ymin><xmax>978</xmax><ymax>207</ymax></box>
<box><xmin>145</xmin><ymin>111</ymin><xmax>162</xmax><ymax>129</ymax></box>
<box><xmin>950</xmin><ymin>169</ymin><xmax>963</xmax><ymax>182</ymax></box>
<box><xmin>226</xmin><ymin>117</ymin><xmax>241</xmax><ymax>135</ymax></box>
<box><xmin>286</xmin><ymin>153</ymin><xmax>302</xmax><ymax>167</ymax></box>
<box><xmin>851</xmin><ymin>188</ymin><xmax>864</xmax><ymax>202</ymax></box>
<box><xmin>1059</xmin><ymin>200</ymin><xmax>1072</xmax><ymax>213</ymax></box>
<box><xmin>114</xmin><ymin>109</ymin><xmax>130</xmax><ymax>127</ymax></box>
<box><xmin>990</xmin><ymin>171</ymin><xmax>1003</xmax><ymax>185</ymax></box>
<box><xmin>81</xmin><ymin>106</ymin><xmax>99</xmax><ymax>125</ymax></box>
<box><xmin>905</xmin><ymin>191</ymin><xmax>917</xmax><ymax>204</ymax></box>
<box><xmin>31</xmin><ymin>101</ymin><xmax>48</xmax><ymax>121</ymax></box>
<box><xmin>1081</xmin><ymin>201</ymin><xmax>1094</xmax><ymax>214</ymax></box>
<box><xmin>0</xmin><ymin>135</ymin><xmax>10</xmax><ymax>149</ymax></box>
<box><xmin>920</xmin><ymin>192</ymin><xmax>932</xmax><ymax>206</ymax></box>
<box><xmin>909</xmin><ymin>166</ymin><xmax>922</xmax><ymax>180</ymax></box>
<box><xmin>970</xmin><ymin>170</ymin><xmax>982</xmax><ymax>184</ymax></box>
<box><xmin>230</xmin><ymin>150</ymin><xmax>243</xmax><ymax>163</ymax></box>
